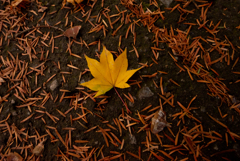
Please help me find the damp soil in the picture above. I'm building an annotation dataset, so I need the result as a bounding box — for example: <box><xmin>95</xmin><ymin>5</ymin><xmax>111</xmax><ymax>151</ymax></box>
<box><xmin>1</xmin><ymin>0</ymin><xmax>240</xmax><ymax>160</ymax></box>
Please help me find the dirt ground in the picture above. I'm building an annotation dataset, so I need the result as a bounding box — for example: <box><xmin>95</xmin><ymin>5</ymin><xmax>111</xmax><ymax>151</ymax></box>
<box><xmin>1</xmin><ymin>0</ymin><xmax>240</xmax><ymax>160</ymax></box>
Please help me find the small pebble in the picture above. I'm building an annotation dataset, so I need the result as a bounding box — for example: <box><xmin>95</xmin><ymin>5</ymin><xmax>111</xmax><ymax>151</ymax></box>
<box><xmin>10</xmin><ymin>99</ymin><xmax>15</xmax><ymax>104</ymax></box>
<box><xmin>11</xmin><ymin>110</ymin><xmax>17</xmax><ymax>116</ymax></box>
<box><xmin>49</xmin><ymin>79</ymin><xmax>58</xmax><ymax>91</ymax></box>
<box><xmin>159</xmin><ymin>0</ymin><xmax>174</xmax><ymax>7</ymax></box>
<box><xmin>200</xmin><ymin>106</ymin><xmax>206</xmax><ymax>112</ymax></box>
<box><xmin>213</xmin><ymin>144</ymin><xmax>218</xmax><ymax>150</ymax></box>
<box><xmin>129</xmin><ymin>134</ymin><xmax>136</xmax><ymax>144</ymax></box>
<box><xmin>129</xmin><ymin>101</ymin><xmax>134</xmax><ymax>107</ymax></box>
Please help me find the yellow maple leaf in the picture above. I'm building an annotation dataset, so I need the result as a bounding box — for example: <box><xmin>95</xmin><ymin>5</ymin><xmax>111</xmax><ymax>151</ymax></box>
<box><xmin>81</xmin><ymin>46</ymin><xmax>140</xmax><ymax>97</ymax></box>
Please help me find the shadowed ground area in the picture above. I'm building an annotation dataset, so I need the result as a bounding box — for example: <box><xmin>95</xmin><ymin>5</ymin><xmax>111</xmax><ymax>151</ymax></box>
<box><xmin>0</xmin><ymin>0</ymin><xmax>240</xmax><ymax>160</ymax></box>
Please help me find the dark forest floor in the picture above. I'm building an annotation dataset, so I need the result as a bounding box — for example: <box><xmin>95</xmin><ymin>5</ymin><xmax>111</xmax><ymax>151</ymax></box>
<box><xmin>1</xmin><ymin>0</ymin><xmax>240</xmax><ymax>160</ymax></box>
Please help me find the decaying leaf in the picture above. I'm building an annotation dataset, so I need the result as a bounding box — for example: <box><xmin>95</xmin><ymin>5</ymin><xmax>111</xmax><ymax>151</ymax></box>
<box><xmin>11</xmin><ymin>0</ymin><xmax>30</xmax><ymax>7</ymax></box>
<box><xmin>81</xmin><ymin>46</ymin><xmax>140</xmax><ymax>97</ymax></box>
<box><xmin>7</xmin><ymin>152</ymin><xmax>23</xmax><ymax>161</ymax></box>
<box><xmin>151</xmin><ymin>109</ymin><xmax>171</xmax><ymax>134</ymax></box>
<box><xmin>0</xmin><ymin>77</ymin><xmax>5</xmax><ymax>85</ymax></box>
<box><xmin>63</xmin><ymin>26</ymin><xmax>81</xmax><ymax>39</ymax></box>
<box><xmin>33</xmin><ymin>139</ymin><xmax>46</xmax><ymax>156</ymax></box>
<box><xmin>11</xmin><ymin>0</ymin><xmax>23</xmax><ymax>6</ymax></box>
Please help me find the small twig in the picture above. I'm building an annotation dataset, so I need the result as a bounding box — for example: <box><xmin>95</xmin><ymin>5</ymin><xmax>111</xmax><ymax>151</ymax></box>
<box><xmin>13</xmin><ymin>28</ymin><xmax>32</xmax><ymax>39</ymax></box>
<box><xmin>13</xmin><ymin>25</ymin><xmax>64</xmax><ymax>39</ymax></box>
<box><xmin>114</xmin><ymin>87</ymin><xmax>131</xmax><ymax>114</ymax></box>
<box><xmin>36</xmin><ymin>25</ymin><xmax>64</xmax><ymax>32</ymax></box>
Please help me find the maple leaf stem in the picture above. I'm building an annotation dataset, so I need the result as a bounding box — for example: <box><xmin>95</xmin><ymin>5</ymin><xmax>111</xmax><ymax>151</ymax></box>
<box><xmin>114</xmin><ymin>87</ymin><xmax>131</xmax><ymax>114</ymax></box>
